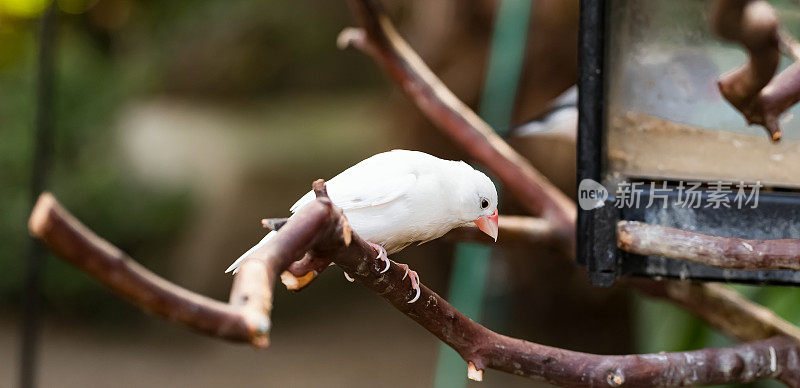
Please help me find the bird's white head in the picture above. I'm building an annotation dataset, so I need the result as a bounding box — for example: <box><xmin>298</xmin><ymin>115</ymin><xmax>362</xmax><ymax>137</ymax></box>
<box><xmin>455</xmin><ymin>167</ymin><xmax>499</xmax><ymax>241</ymax></box>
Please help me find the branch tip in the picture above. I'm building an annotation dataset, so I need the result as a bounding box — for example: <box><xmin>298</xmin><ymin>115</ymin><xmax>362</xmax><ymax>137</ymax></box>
<box><xmin>312</xmin><ymin>179</ymin><xmax>328</xmax><ymax>198</ymax></box>
<box><xmin>251</xmin><ymin>333</ymin><xmax>270</xmax><ymax>349</ymax></box>
<box><xmin>280</xmin><ymin>270</ymin><xmax>318</xmax><ymax>291</ymax></box>
<box><xmin>337</xmin><ymin>27</ymin><xmax>365</xmax><ymax>50</ymax></box>
<box><xmin>28</xmin><ymin>191</ymin><xmax>56</xmax><ymax>238</ymax></box>
<box><xmin>773</xmin><ymin>131</ymin><xmax>783</xmax><ymax>141</ymax></box>
<box><xmin>467</xmin><ymin>362</ymin><xmax>484</xmax><ymax>382</ymax></box>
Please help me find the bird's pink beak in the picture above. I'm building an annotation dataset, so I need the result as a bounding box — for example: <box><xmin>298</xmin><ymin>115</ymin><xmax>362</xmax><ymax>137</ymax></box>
<box><xmin>473</xmin><ymin>209</ymin><xmax>499</xmax><ymax>242</ymax></box>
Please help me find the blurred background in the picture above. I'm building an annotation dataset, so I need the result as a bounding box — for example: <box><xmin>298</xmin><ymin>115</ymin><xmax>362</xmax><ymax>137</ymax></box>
<box><xmin>2</xmin><ymin>0</ymin><xmax>799</xmax><ymax>387</ymax></box>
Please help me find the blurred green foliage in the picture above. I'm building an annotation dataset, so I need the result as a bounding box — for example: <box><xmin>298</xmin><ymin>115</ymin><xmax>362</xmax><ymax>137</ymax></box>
<box><xmin>0</xmin><ymin>6</ymin><xmax>191</xmax><ymax>319</ymax></box>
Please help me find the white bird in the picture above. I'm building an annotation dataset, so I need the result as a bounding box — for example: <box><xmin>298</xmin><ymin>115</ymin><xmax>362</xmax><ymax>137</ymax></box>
<box><xmin>226</xmin><ymin>149</ymin><xmax>499</xmax><ymax>303</ymax></box>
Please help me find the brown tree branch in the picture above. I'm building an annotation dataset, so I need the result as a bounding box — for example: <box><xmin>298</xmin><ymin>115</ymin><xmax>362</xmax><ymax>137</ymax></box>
<box><xmin>340</xmin><ymin>0</ymin><xmax>800</xmax><ymax>354</ymax></box>
<box><xmin>29</xmin><ymin>188</ymin><xmax>800</xmax><ymax>387</ymax></box>
<box><xmin>712</xmin><ymin>0</ymin><xmax>800</xmax><ymax>141</ymax></box>
<box><xmin>28</xmin><ymin>189</ymin><xmax>343</xmax><ymax>348</ymax></box>
<box><xmin>618</xmin><ymin>221</ymin><xmax>800</xmax><ymax>270</ymax></box>
<box><xmin>28</xmin><ymin>193</ymin><xmax>258</xmax><ymax>344</ymax></box>
<box><xmin>338</xmin><ymin>0</ymin><xmax>576</xmax><ymax>246</ymax></box>
<box><xmin>260</xmin><ymin>217</ymin><xmax>332</xmax><ymax>290</ymax></box>
<box><xmin>618</xmin><ymin>222</ymin><xmax>800</xmax><ymax>345</ymax></box>
<box><xmin>631</xmin><ymin>279</ymin><xmax>800</xmax><ymax>344</ymax></box>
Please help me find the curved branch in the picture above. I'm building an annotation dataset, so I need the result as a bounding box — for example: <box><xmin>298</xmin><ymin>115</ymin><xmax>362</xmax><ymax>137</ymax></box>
<box><xmin>28</xmin><ymin>193</ymin><xmax>257</xmax><ymax>344</ymax></box>
<box><xmin>712</xmin><ymin>0</ymin><xmax>800</xmax><ymax>141</ymax></box>
<box><xmin>29</xmin><ymin>190</ymin><xmax>341</xmax><ymax>348</ymax></box>
<box><xmin>30</xmin><ymin>188</ymin><xmax>800</xmax><ymax>386</ymax></box>
<box><xmin>618</xmin><ymin>221</ymin><xmax>800</xmax><ymax>270</ymax></box>
<box><xmin>338</xmin><ymin>0</ymin><xmax>576</xmax><ymax>245</ymax></box>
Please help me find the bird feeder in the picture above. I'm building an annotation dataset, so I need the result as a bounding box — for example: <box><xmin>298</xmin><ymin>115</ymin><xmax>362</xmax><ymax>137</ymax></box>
<box><xmin>578</xmin><ymin>0</ymin><xmax>800</xmax><ymax>286</ymax></box>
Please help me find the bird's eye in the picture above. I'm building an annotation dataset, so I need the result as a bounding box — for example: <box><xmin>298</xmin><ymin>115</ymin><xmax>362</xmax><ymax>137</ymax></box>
<box><xmin>480</xmin><ymin>198</ymin><xmax>490</xmax><ymax>209</ymax></box>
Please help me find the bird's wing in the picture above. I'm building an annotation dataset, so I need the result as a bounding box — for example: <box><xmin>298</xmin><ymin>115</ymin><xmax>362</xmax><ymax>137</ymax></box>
<box><xmin>290</xmin><ymin>156</ymin><xmax>419</xmax><ymax>213</ymax></box>
<box><xmin>326</xmin><ymin>172</ymin><xmax>417</xmax><ymax>210</ymax></box>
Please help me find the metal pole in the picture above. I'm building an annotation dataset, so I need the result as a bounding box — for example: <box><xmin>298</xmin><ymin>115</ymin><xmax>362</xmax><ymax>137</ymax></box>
<box><xmin>20</xmin><ymin>5</ymin><xmax>57</xmax><ymax>388</ymax></box>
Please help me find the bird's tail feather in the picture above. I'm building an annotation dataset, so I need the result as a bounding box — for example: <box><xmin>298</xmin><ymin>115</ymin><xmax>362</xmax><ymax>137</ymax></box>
<box><xmin>225</xmin><ymin>231</ymin><xmax>277</xmax><ymax>274</ymax></box>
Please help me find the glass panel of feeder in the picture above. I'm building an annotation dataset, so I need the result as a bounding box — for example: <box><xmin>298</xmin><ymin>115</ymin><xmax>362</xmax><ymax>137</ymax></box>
<box><xmin>605</xmin><ymin>0</ymin><xmax>800</xmax><ymax>189</ymax></box>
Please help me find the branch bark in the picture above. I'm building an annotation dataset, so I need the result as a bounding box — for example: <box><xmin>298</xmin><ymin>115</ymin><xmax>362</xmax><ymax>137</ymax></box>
<box><xmin>29</xmin><ymin>189</ymin><xmax>800</xmax><ymax>387</ymax></box>
<box><xmin>340</xmin><ymin>0</ymin><xmax>800</xmax><ymax>355</ymax></box>
<box><xmin>630</xmin><ymin>279</ymin><xmax>800</xmax><ymax>344</ymax></box>
<box><xmin>28</xmin><ymin>189</ymin><xmax>343</xmax><ymax>348</ymax></box>
<box><xmin>712</xmin><ymin>0</ymin><xmax>800</xmax><ymax>141</ymax></box>
<box><xmin>618</xmin><ymin>221</ymin><xmax>800</xmax><ymax>270</ymax></box>
<box><xmin>28</xmin><ymin>193</ymin><xmax>258</xmax><ymax>344</ymax></box>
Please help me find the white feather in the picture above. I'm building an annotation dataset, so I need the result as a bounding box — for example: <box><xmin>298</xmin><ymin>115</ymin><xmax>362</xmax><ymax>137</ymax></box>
<box><xmin>226</xmin><ymin>149</ymin><xmax>497</xmax><ymax>273</ymax></box>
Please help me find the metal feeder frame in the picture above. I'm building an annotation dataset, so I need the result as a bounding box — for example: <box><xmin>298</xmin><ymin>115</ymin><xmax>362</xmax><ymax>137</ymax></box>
<box><xmin>577</xmin><ymin>0</ymin><xmax>800</xmax><ymax>287</ymax></box>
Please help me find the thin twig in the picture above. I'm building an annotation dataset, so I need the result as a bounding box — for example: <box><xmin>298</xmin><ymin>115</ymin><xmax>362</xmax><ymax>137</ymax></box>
<box><xmin>618</xmin><ymin>221</ymin><xmax>800</xmax><ymax>270</ymax></box>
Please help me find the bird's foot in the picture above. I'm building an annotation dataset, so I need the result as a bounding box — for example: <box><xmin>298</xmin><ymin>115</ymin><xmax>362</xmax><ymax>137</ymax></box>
<box><xmin>395</xmin><ymin>262</ymin><xmax>421</xmax><ymax>303</ymax></box>
<box><xmin>343</xmin><ymin>271</ymin><xmax>355</xmax><ymax>282</ymax></box>
<box><xmin>367</xmin><ymin>242</ymin><xmax>390</xmax><ymax>273</ymax></box>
